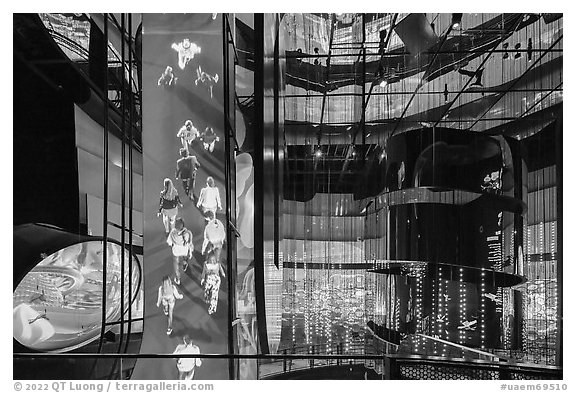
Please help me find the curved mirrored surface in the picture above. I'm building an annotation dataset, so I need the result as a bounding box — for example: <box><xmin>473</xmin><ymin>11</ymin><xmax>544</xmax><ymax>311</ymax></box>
<box><xmin>13</xmin><ymin>241</ymin><xmax>140</xmax><ymax>352</ymax></box>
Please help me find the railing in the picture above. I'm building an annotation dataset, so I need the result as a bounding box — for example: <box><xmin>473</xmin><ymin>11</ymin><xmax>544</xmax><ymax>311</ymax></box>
<box><xmin>259</xmin><ymin>342</ymin><xmax>361</xmax><ymax>378</ymax></box>
<box><xmin>258</xmin><ymin>339</ymin><xmax>396</xmax><ymax>379</ymax></box>
<box><xmin>385</xmin><ymin>355</ymin><xmax>562</xmax><ymax>380</ymax></box>
<box><xmin>14</xmin><ymin>351</ymin><xmax>562</xmax><ymax>380</ymax></box>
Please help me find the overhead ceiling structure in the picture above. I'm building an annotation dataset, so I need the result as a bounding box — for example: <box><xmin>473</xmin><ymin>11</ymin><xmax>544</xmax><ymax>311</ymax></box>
<box><xmin>14</xmin><ymin>13</ymin><xmax>143</xmax><ymax>148</ymax></box>
<box><xmin>274</xmin><ymin>14</ymin><xmax>562</xmax><ymax>369</ymax></box>
<box><xmin>279</xmin><ymin>13</ymin><xmax>562</xmax><ymax>200</ymax></box>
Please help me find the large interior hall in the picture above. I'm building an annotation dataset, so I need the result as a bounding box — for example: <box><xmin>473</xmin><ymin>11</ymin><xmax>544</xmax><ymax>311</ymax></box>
<box><xmin>13</xmin><ymin>13</ymin><xmax>563</xmax><ymax>380</ymax></box>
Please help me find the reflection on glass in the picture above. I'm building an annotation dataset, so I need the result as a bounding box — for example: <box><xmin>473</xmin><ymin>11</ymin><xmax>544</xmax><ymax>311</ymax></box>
<box><xmin>235</xmin><ymin>151</ymin><xmax>257</xmax><ymax>379</ymax></box>
<box><xmin>13</xmin><ymin>241</ymin><xmax>140</xmax><ymax>352</ymax></box>
<box><xmin>280</xmin><ymin>268</ymin><xmax>367</xmax><ymax>355</ymax></box>
<box><xmin>236</xmin><ymin>263</ymin><xmax>258</xmax><ymax>379</ymax></box>
<box><xmin>39</xmin><ymin>13</ymin><xmax>91</xmax><ymax>62</ymax></box>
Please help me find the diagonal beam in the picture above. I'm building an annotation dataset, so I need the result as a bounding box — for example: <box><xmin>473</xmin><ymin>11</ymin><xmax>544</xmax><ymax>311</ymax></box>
<box><xmin>432</xmin><ymin>15</ymin><xmax>526</xmax><ymax>129</ymax></box>
<box><xmin>465</xmin><ymin>34</ymin><xmax>563</xmax><ymax>131</ymax></box>
<box><xmin>317</xmin><ymin>14</ymin><xmax>338</xmax><ymax>139</ymax></box>
<box><xmin>352</xmin><ymin>13</ymin><xmax>398</xmax><ymax>146</ymax></box>
<box><xmin>520</xmin><ymin>81</ymin><xmax>562</xmax><ymax>120</ymax></box>
<box><xmin>387</xmin><ymin>20</ymin><xmax>458</xmax><ymax>140</ymax></box>
<box><xmin>347</xmin><ymin>12</ymin><xmax>398</xmax><ymax>148</ymax></box>
<box><xmin>338</xmin><ymin>13</ymin><xmax>398</xmax><ymax>189</ymax></box>
<box><xmin>314</xmin><ymin>14</ymin><xmax>337</xmax><ymax>173</ymax></box>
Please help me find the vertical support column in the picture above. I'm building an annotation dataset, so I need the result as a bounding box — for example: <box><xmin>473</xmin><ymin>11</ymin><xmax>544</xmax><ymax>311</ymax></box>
<box><xmin>252</xmin><ymin>11</ymin><xmax>285</xmax><ymax>360</ymax></box>
<box><xmin>124</xmin><ymin>12</ymin><xmax>136</xmax><ymax>354</ymax></box>
<box><xmin>222</xmin><ymin>13</ymin><xmax>237</xmax><ymax>379</ymax></box>
<box><xmin>118</xmin><ymin>12</ymin><xmax>127</xmax><ymax>356</ymax></box>
<box><xmin>511</xmin><ymin>136</ymin><xmax>524</xmax><ymax>351</ymax></box>
<box><xmin>274</xmin><ymin>15</ymin><xmax>280</xmax><ymax>269</ymax></box>
<box><xmin>555</xmin><ymin>106</ymin><xmax>562</xmax><ymax>368</ymax></box>
<box><xmin>253</xmin><ymin>12</ymin><xmax>270</xmax><ymax>355</ymax></box>
<box><xmin>361</xmin><ymin>13</ymin><xmax>366</xmax><ymax>146</ymax></box>
<box><xmin>97</xmin><ymin>14</ymin><xmax>109</xmax><ymax>354</ymax></box>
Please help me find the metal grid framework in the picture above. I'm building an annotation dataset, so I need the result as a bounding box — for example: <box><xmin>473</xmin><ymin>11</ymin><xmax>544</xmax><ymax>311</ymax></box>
<box><xmin>14</xmin><ymin>13</ymin><xmax>144</xmax><ymax>379</ymax></box>
<box><xmin>277</xmin><ymin>12</ymin><xmax>562</xmax><ymax>370</ymax></box>
<box><xmin>13</xmin><ymin>12</ymin><xmax>562</xmax><ymax>380</ymax></box>
<box><xmin>94</xmin><ymin>13</ymin><xmax>142</xmax><ymax>363</ymax></box>
<box><xmin>281</xmin><ymin>13</ymin><xmax>562</xmax><ymax>133</ymax></box>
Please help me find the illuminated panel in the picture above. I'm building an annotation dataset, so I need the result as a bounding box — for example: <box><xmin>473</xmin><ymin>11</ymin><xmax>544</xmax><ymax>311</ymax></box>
<box><xmin>136</xmin><ymin>13</ymin><xmax>228</xmax><ymax>380</ymax></box>
<box><xmin>280</xmin><ymin>265</ymin><xmax>367</xmax><ymax>354</ymax></box>
<box><xmin>13</xmin><ymin>241</ymin><xmax>140</xmax><ymax>352</ymax></box>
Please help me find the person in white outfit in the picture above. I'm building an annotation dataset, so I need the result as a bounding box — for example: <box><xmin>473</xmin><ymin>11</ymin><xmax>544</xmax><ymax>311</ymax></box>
<box><xmin>196</xmin><ymin>176</ymin><xmax>222</xmax><ymax>221</ymax></box>
<box><xmin>156</xmin><ymin>275</ymin><xmax>183</xmax><ymax>335</ymax></box>
<box><xmin>166</xmin><ymin>218</ymin><xmax>194</xmax><ymax>285</ymax></box>
<box><xmin>201</xmin><ymin>251</ymin><xmax>225</xmax><ymax>315</ymax></box>
<box><xmin>174</xmin><ymin>335</ymin><xmax>202</xmax><ymax>380</ymax></box>
<box><xmin>171</xmin><ymin>38</ymin><xmax>201</xmax><ymax>70</ymax></box>
<box><xmin>202</xmin><ymin>210</ymin><xmax>226</xmax><ymax>263</ymax></box>
<box><xmin>177</xmin><ymin>120</ymin><xmax>199</xmax><ymax>154</ymax></box>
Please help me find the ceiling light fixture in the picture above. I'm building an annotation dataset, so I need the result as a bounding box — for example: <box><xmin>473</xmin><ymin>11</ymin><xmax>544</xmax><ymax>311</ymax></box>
<box><xmin>451</xmin><ymin>13</ymin><xmax>463</xmax><ymax>29</ymax></box>
<box><xmin>514</xmin><ymin>43</ymin><xmax>522</xmax><ymax>59</ymax></box>
<box><xmin>378</xmin><ymin>29</ymin><xmax>387</xmax><ymax>55</ymax></box>
<box><xmin>503</xmin><ymin>42</ymin><xmax>509</xmax><ymax>59</ymax></box>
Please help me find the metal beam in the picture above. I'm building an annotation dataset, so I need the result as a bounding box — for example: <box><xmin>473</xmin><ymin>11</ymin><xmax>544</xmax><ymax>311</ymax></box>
<box><xmin>284</xmin><ymin>48</ymin><xmax>562</xmax><ymax>59</ymax></box>
<box><xmin>282</xmin><ymin>88</ymin><xmax>563</xmax><ymax>98</ymax></box>
<box><xmin>96</xmin><ymin>12</ymin><xmax>109</xmax><ymax>356</ymax></box>
<box><xmin>465</xmin><ymin>34</ymin><xmax>563</xmax><ymax>131</ymax></box>
<box><xmin>388</xmin><ymin>22</ymin><xmax>457</xmax><ymax>139</ymax></box>
<box><xmin>336</xmin><ymin>13</ymin><xmax>398</xmax><ymax>189</ymax></box>
<box><xmin>432</xmin><ymin>16</ymin><xmax>526</xmax><ymax>129</ymax></box>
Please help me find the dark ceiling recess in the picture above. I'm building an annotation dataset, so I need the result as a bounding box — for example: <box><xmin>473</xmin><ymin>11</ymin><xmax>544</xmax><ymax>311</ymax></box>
<box><xmin>284</xmin><ymin>144</ymin><xmax>385</xmax><ymax>202</ymax></box>
<box><xmin>13</xmin><ymin>13</ymin><xmax>142</xmax><ymax>149</ymax></box>
<box><xmin>14</xmin><ymin>14</ymin><xmax>92</xmax><ymax>104</ymax></box>
<box><xmin>542</xmin><ymin>13</ymin><xmax>562</xmax><ymax>24</ymax></box>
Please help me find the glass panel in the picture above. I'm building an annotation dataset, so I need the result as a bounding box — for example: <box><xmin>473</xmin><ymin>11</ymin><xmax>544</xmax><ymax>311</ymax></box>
<box><xmin>39</xmin><ymin>13</ymin><xmax>91</xmax><ymax>62</ymax></box>
<box><xmin>13</xmin><ymin>241</ymin><xmax>140</xmax><ymax>352</ymax></box>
